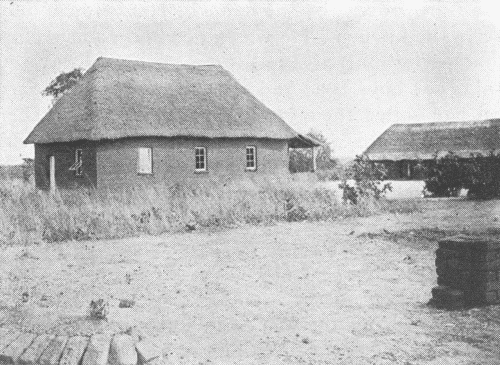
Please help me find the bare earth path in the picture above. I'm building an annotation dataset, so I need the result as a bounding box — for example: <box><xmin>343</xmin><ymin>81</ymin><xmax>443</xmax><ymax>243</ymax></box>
<box><xmin>1</xmin><ymin>199</ymin><xmax>500</xmax><ymax>364</ymax></box>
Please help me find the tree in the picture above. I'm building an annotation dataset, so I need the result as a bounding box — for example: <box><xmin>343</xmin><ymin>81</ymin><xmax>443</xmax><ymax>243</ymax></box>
<box><xmin>339</xmin><ymin>154</ymin><xmax>392</xmax><ymax>204</ymax></box>
<box><xmin>289</xmin><ymin>130</ymin><xmax>337</xmax><ymax>173</ymax></box>
<box><xmin>42</xmin><ymin>68</ymin><xmax>84</xmax><ymax>102</ymax></box>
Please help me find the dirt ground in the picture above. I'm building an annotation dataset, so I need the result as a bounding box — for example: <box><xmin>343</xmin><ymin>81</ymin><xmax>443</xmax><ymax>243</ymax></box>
<box><xmin>1</xmin><ymin>198</ymin><xmax>500</xmax><ymax>364</ymax></box>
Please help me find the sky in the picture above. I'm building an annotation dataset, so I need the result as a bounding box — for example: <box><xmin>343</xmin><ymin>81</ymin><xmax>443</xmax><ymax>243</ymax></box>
<box><xmin>1</xmin><ymin>0</ymin><xmax>500</xmax><ymax>164</ymax></box>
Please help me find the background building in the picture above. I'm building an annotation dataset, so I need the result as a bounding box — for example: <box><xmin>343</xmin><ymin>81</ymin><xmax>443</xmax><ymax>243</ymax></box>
<box><xmin>364</xmin><ymin>119</ymin><xmax>500</xmax><ymax>180</ymax></box>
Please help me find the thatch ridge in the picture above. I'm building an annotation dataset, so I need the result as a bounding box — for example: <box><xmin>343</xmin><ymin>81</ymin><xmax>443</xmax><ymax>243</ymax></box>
<box><xmin>25</xmin><ymin>57</ymin><xmax>308</xmax><ymax>144</ymax></box>
<box><xmin>365</xmin><ymin>119</ymin><xmax>500</xmax><ymax>161</ymax></box>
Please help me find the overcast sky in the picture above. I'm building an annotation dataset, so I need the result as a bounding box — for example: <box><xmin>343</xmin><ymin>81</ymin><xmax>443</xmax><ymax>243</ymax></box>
<box><xmin>1</xmin><ymin>0</ymin><xmax>500</xmax><ymax>164</ymax></box>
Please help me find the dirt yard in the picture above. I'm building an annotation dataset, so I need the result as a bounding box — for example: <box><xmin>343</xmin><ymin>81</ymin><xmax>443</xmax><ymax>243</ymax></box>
<box><xmin>1</xmin><ymin>198</ymin><xmax>500</xmax><ymax>364</ymax></box>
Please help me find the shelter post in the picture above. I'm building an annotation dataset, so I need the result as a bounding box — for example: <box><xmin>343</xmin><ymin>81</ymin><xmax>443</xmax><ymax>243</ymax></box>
<box><xmin>312</xmin><ymin>146</ymin><xmax>317</xmax><ymax>172</ymax></box>
<box><xmin>49</xmin><ymin>155</ymin><xmax>56</xmax><ymax>193</ymax></box>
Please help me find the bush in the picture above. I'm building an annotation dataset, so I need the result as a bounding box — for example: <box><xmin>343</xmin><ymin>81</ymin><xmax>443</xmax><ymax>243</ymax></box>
<box><xmin>423</xmin><ymin>152</ymin><xmax>465</xmax><ymax>197</ymax></box>
<box><xmin>339</xmin><ymin>154</ymin><xmax>392</xmax><ymax>204</ymax></box>
<box><xmin>423</xmin><ymin>152</ymin><xmax>500</xmax><ymax>199</ymax></box>
<box><xmin>466</xmin><ymin>153</ymin><xmax>500</xmax><ymax>199</ymax></box>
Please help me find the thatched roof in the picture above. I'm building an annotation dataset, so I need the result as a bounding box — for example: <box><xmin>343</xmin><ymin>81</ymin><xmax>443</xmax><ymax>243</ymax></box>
<box><xmin>25</xmin><ymin>57</ymin><xmax>318</xmax><ymax>146</ymax></box>
<box><xmin>365</xmin><ymin>119</ymin><xmax>500</xmax><ymax>161</ymax></box>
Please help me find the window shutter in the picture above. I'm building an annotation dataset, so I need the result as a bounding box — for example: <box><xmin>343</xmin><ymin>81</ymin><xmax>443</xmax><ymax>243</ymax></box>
<box><xmin>138</xmin><ymin>147</ymin><xmax>153</xmax><ymax>174</ymax></box>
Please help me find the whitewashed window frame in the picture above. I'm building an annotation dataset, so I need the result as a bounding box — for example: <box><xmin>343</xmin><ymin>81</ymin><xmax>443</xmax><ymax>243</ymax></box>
<box><xmin>245</xmin><ymin>146</ymin><xmax>257</xmax><ymax>171</ymax></box>
<box><xmin>195</xmin><ymin>147</ymin><xmax>207</xmax><ymax>172</ymax></box>
<box><xmin>74</xmin><ymin>149</ymin><xmax>83</xmax><ymax>176</ymax></box>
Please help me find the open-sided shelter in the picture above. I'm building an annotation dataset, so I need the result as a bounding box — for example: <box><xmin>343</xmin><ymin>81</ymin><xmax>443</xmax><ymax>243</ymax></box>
<box><xmin>364</xmin><ymin>119</ymin><xmax>500</xmax><ymax>180</ymax></box>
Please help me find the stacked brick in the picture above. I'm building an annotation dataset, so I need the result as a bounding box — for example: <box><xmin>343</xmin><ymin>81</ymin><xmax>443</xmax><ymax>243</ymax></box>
<box><xmin>432</xmin><ymin>235</ymin><xmax>500</xmax><ymax>309</ymax></box>
<box><xmin>0</xmin><ymin>327</ymin><xmax>162</xmax><ymax>365</ymax></box>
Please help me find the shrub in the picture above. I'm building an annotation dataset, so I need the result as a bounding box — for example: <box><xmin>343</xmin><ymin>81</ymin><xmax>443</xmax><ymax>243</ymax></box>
<box><xmin>423</xmin><ymin>152</ymin><xmax>500</xmax><ymax>199</ymax></box>
<box><xmin>466</xmin><ymin>152</ymin><xmax>500</xmax><ymax>199</ymax></box>
<box><xmin>423</xmin><ymin>152</ymin><xmax>465</xmax><ymax>197</ymax></box>
<box><xmin>339</xmin><ymin>154</ymin><xmax>392</xmax><ymax>204</ymax></box>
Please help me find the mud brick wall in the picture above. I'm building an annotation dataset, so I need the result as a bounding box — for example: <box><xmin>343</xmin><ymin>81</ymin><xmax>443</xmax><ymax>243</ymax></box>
<box><xmin>433</xmin><ymin>235</ymin><xmax>500</xmax><ymax>308</ymax></box>
<box><xmin>35</xmin><ymin>142</ymin><xmax>98</xmax><ymax>189</ymax></box>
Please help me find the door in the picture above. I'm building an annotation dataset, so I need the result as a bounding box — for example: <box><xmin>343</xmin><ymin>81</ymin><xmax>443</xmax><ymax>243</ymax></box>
<box><xmin>49</xmin><ymin>155</ymin><xmax>56</xmax><ymax>192</ymax></box>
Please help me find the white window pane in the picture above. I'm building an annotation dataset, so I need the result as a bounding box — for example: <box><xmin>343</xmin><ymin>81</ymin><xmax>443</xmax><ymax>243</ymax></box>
<box><xmin>195</xmin><ymin>147</ymin><xmax>206</xmax><ymax>171</ymax></box>
<box><xmin>246</xmin><ymin>146</ymin><xmax>256</xmax><ymax>169</ymax></box>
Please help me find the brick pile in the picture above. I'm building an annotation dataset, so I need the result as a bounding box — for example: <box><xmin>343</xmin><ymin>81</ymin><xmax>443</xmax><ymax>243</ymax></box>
<box><xmin>0</xmin><ymin>327</ymin><xmax>162</xmax><ymax>365</ymax></box>
<box><xmin>432</xmin><ymin>235</ymin><xmax>500</xmax><ymax>309</ymax></box>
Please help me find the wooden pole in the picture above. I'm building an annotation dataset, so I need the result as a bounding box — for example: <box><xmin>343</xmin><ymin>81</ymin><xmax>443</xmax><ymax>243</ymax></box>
<box><xmin>312</xmin><ymin>146</ymin><xmax>317</xmax><ymax>172</ymax></box>
<box><xmin>49</xmin><ymin>155</ymin><xmax>56</xmax><ymax>193</ymax></box>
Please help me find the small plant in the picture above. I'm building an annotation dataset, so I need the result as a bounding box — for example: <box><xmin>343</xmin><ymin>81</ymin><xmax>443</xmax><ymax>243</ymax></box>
<box><xmin>284</xmin><ymin>196</ymin><xmax>308</xmax><ymax>222</ymax></box>
<box><xmin>88</xmin><ymin>299</ymin><xmax>109</xmax><ymax>320</ymax></box>
<box><xmin>339</xmin><ymin>154</ymin><xmax>392</xmax><ymax>204</ymax></box>
<box><xmin>119</xmin><ymin>299</ymin><xmax>135</xmax><ymax>308</ymax></box>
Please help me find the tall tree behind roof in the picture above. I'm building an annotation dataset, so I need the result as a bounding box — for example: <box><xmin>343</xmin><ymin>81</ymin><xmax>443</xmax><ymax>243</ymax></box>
<box><xmin>42</xmin><ymin>68</ymin><xmax>84</xmax><ymax>103</ymax></box>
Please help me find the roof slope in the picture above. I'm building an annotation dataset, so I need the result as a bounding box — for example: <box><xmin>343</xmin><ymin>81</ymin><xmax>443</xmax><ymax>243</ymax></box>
<box><xmin>365</xmin><ymin>119</ymin><xmax>500</xmax><ymax>160</ymax></box>
<box><xmin>25</xmin><ymin>57</ymin><xmax>306</xmax><ymax>144</ymax></box>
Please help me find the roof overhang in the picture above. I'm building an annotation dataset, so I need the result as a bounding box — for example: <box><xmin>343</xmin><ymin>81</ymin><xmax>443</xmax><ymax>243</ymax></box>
<box><xmin>365</xmin><ymin>149</ymin><xmax>500</xmax><ymax>161</ymax></box>
<box><xmin>289</xmin><ymin>134</ymin><xmax>323</xmax><ymax>148</ymax></box>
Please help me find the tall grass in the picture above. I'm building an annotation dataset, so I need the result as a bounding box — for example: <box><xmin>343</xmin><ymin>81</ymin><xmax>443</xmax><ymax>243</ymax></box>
<box><xmin>0</xmin><ymin>176</ymin><xmax>419</xmax><ymax>245</ymax></box>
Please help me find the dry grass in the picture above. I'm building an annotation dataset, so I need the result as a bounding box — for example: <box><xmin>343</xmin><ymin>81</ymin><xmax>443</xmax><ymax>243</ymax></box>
<box><xmin>0</xmin><ymin>176</ymin><xmax>420</xmax><ymax>245</ymax></box>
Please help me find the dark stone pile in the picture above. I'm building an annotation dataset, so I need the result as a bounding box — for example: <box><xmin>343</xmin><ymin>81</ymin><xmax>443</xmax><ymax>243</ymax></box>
<box><xmin>431</xmin><ymin>235</ymin><xmax>500</xmax><ymax>310</ymax></box>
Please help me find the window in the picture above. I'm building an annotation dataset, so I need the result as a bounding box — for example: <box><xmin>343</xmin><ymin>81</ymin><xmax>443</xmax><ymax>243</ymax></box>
<box><xmin>195</xmin><ymin>147</ymin><xmax>207</xmax><ymax>172</ymax></box>
<box><xmin>138</xmin><ymin>147</ymin><xmax>153</xmax><ymax>174</ymax></box>
<box><xmin>69</xmin><ymin>149</ymin><xmax>83</xmax><ymax>176</ymax></box>
<box><xmin>246</xmin><ymin>146</ymin><xmax>257</xmax><ymax>171</ymax></box>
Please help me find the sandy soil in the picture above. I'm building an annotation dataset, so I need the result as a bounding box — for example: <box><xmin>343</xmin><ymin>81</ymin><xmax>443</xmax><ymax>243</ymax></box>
<box><xmin>1</xmin><ymin>199</ymin><xmax>500</xmax><ymax>364</ymax></box>
<box><xmin>321</xmin><ymin>180</ymin><xmax>467</xmax><ymax>200</ymax></box>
